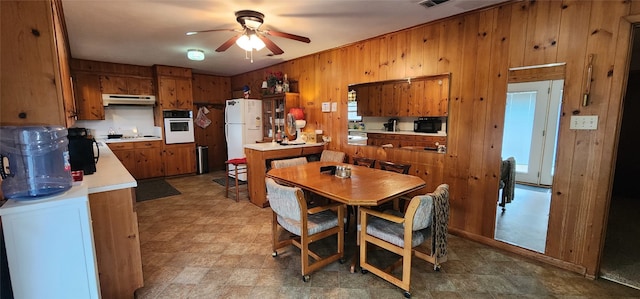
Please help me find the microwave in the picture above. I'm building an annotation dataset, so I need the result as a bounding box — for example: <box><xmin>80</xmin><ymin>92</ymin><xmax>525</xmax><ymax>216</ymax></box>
<box><xmin>414</xmin><ymin>117</ymin><xmax>442</xmax><ymax>133</ymax></box>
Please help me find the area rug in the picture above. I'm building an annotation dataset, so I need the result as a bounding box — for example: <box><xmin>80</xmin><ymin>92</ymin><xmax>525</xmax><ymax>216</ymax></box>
<box><xmin>136</xmin><ymin>179</ymin><xmax>181</xmax><ymax>202</ymax></box>
<box><xmin>213</xmin><ymin>177</ymin><xmax>247</xmax><ymax>187</ymax></box>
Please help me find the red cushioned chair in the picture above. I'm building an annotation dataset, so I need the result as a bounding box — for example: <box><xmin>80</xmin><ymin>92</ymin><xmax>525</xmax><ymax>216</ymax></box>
<box><xmin>225</xmin><ymin>157</ymin><xmax>248</xmax><ymax>202</ymax></box>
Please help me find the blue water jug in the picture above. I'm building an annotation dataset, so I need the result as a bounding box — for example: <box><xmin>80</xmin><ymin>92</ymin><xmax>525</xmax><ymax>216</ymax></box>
<box><xmin>0</xmin><ymin>126</ymin><xmax>72</xmax><ymax>200</ymax></box>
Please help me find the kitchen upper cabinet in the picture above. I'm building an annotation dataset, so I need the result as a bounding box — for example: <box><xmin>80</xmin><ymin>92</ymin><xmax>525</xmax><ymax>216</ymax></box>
<box><xmin>74</xmin><ymin>73</ymin><xmax>105</xmax><ymax>120</ymax></box>
<box><xmin>157</xmin><ymin>77</ymin><xmax>193</xmax><ymax>109</ymax></box>
<box><xmin>100</xmin><ymin>75</ymin><xmax>154</xmax><ymax>95</ymax></box>
<box><xmin>163</xmin><ymin>143</ymin><xmax>196</xmax><ymax>176</ymax></box>
<box><xmin>351</xmin><ymin>74</ymin><xmax>450</xmax><ymax>117</ymax></box>
<box><xmin>155</xmin><ymin>65</ymin><xmax>193</xmax><ymax>110</ymax></box>
<box><xmin>1</xmin><ymin>0</ymin><xmax>76</xmax><ymax>127</ymax></box>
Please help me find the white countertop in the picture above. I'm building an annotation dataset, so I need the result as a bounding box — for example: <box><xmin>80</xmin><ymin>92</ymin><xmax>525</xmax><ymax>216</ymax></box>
<box><xmin>101</xmin><ymin>136</ymin><xmax>163</xmax><ymax>143</ymax></box>
<box><xmin>83</xmin><ymin>142</ymin><xmax>137</xmax><ymax>193</ymax></box>
<box><xmin>244</xmin><ymin>142</ymin><xmax>325</xmax><ymax>151</ymax></box>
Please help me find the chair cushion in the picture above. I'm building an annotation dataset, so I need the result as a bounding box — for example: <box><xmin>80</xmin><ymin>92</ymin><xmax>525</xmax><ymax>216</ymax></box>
<box><xmin>278</xmin><ymin>210</ymin><xmax>339</xmax><ymax>236</ymax></box>
<box><xmin>227</xmin><ymin>157</ymin><xmax>247</xmax><ymax>165</ymax></box>
<box><xmin>366</xmin><ymin>216</ymin><xmax>425</xmax><ymax>248</ymax></box>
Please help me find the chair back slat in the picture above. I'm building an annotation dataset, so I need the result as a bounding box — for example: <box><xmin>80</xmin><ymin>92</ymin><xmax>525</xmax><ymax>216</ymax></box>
<box><xmin>379</xmin><ymin>161</ymin><xmax>411</xmax><ymax>174</ymax></box>
<box><xmin>352</xmin><ymin>157</ymin><xmax>376</xmax><ymax>168</ymax></box>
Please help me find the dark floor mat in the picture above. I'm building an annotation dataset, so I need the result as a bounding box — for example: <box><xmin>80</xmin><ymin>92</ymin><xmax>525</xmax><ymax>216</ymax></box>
<box><xmin>213</xmin><ymin>177</ymin><xmax>247</xmax><ymax>187</ymax></box>
<box><xmin>135</xmin><ymin>179</ymin><xmax>181</xmax><ymax>202</ymax></box>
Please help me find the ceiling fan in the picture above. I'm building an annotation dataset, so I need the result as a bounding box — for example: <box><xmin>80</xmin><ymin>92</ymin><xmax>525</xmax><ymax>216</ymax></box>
<box><xmin>186</xmin><ymin>10</ymin><xmax>311</xmax><ymax>56</ymax></box>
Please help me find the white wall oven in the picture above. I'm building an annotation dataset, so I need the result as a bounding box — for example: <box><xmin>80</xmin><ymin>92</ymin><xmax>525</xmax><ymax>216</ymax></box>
<box><xmin>163</xmin><ymin>110</ymin><xmax>195</xmax><ymax>144</ymax></box>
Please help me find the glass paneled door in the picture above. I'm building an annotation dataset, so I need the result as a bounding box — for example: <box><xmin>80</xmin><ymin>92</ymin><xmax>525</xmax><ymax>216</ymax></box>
<box><xmin>502</xmin><ymin>80</ymin><xmax>563</xmax><ymax>186</ymax></box>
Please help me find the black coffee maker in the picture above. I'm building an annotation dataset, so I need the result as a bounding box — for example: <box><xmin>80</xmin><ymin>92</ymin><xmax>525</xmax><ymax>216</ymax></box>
<box><xmin>67</xmin><ymin>128</ymin><xmax>99</xmax><ymax>175</ymax></box>
<box><xmin>384</xmin><ymin>118</ymin><xmax>399</xmax><ymax>132</ymax></box>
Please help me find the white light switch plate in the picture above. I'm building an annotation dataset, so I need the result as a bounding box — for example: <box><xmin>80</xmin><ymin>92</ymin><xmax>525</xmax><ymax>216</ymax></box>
<box><xmin>570</xmin><ymin>115</ymin><xmax>598</xmax><ymax>130</ymax></box>
<box><xmin>331</xmin><ymin>102</ymin><xmax>337</xmax><ymax>112</ymax></box>
<box><xmin>321</xmin><ymin>102</ymin><xmax>330</xmax><ymax>112</ymax></box>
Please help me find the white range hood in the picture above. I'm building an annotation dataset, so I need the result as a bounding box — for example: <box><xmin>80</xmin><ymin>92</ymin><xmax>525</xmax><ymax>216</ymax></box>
<box><xmin>102</xmin><ymin>94</ymin><xmax>156</xmax><ymax>106</ymax></box>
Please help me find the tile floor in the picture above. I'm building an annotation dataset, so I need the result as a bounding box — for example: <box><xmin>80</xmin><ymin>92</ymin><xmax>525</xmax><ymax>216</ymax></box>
<box><xmin>134</xmin><ymin>171</ymin><xmax>640</xmax><ymax>298</ymax></box>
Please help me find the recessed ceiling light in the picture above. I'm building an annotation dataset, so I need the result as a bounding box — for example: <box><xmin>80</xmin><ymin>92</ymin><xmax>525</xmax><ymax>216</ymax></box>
<box><xmin>187</xmin><ymin>49</ymin><xmax>205</xmax><ymax>61</ymax></box>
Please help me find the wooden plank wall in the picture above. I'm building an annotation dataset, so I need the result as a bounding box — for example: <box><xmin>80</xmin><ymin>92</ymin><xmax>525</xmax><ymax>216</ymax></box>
<box><xmin>231</xmin><ymin>0</ymin><xmax>634</xmax><ymax>277</ymax></box>
<box><xmin>191</xmin><ymin>74</ymin><xmax>231</xmax><ymax>171</ymax></box>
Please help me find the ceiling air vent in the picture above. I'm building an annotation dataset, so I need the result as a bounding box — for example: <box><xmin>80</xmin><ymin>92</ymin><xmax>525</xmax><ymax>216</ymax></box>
<box><xmin>418</xmin><ymin>0</ymin><xmax>450</xmax><ymax>8</ymax></box>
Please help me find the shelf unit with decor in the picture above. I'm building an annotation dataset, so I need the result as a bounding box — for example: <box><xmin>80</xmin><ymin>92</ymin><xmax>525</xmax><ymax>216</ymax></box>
<box><xmin>261</xmin><ymin>93</ymin><xmax>300</xmax><ymax>142</ymax></box>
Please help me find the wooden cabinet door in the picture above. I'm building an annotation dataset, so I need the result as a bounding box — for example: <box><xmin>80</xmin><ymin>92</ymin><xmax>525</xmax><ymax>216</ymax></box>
<box><xmin>74</xmin><ymin>73</ymin><xmax>105</xmax><ymax>120</ymax></box>
<box><xmin>355</xmin><ymin>86</ymin><xmax>369</xmax><ymax>116</ymax></box>
<box><xmin>175</xmin><ymin>78</ymin><xmax>193</xmax><ymax>109</ymax></box>
<box><xmin>111</xmin><ymin>149</ymin><xmax>137</xmax><ymax>177</ymax></box>
<box><xmin>164</xmin><ymin>143</ymin><xmax>196</xmax><ymax>176</ymax></box>
<box><xmin>369</xmin><ymin>85</ymin><xmax>382</xmax><ymax>116</ymax></box>
<box><xmin>99</xmin><ymin>75</ymin><xmax>128</xmax><ymax>94</ymax></box>
<box><xmin>395</xmin><ymin>82</ymin><xmax>410</xmax><ymax>116</ymax></box>
<box><xmin>408</xmin><ymin>80</ymin><xmax>425</xmax><ymax>117</ymax></box>
<box><xmin>1</xmin><ymin>1</ymin><xmax>72</xmax><ymax>126</ymax></box>
<box><xmin>88</xmin><ymin>188</ymin><xmax>143</xmax><ymax>299</ymax></box>
<box><xmin>421</xmin><ymin>78</ymin><xmax>449</xmax><ymax>116</ymax></box>
<box><xmin>135</xmin><ymin>148</ymin><xmax>164</xmax><ymax>179</ymax></box>
<box><xmin>134</xmin><ymin>141</ymin><xmax>164</xmax><ymax>179</ymax></box>
<box><xmin>380</xmin><ymin>84</ymin><xmax>396</xmax><ymax>116</ymax></box>
<box><xmin>158</xmin><ymin>77</ymin><xmax>193</xmax><ymax>109</ymax></box>
<box><xmin>127</xmin><ymin>77</ymin><xmax>154</xmax><ymax>95</ymax></box>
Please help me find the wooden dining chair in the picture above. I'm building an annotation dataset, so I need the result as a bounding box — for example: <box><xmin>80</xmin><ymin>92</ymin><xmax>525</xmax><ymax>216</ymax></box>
<box><xmin>360</xmin><ymin>184</ymin><xmax>449</xmax><ymax>298</ymax></box>
<box><xmin>320</xmin><ymin>150</ymin><xmax>346</xmax><ymax>163</ymax></box>
<box><xmin>352</xmin><ymin>157</ymin><xmax>376</xmax><ymax>168</ymax></box>
<box><xmin>270</xmin><ymin>157</ymin><xmax>308</xmax><ymax>169</ymax></box>
<box><xmin>266</xmin><ymin>178</ymin><xmax>345</xmax><ymax>282</ymax></box>
<box><xmin>379</xmin><ymin>161</ymin><xmax>412</xmax><ymax>211</ymax></box>
<box><xmin>379</xmin><ymin>160</ymin><xmax>411</xmax><ymax>174</ymax></box>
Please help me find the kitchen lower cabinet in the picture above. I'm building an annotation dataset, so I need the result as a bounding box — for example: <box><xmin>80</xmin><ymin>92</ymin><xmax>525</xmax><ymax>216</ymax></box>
<box><xmin>88</xmin><ymin>188</ymin><xmax>143</xmax><ymax>299</ymax></box>
<box><xmin>164</xmin><ymin>143</ymin><xmax>196</xmax><ymax>176</ymax></box>
<box><xmin>0</xmin><ymin>185</ymin><xmax>100</xmax><ymax>299</ymax></box>
<box><xmin>109</xmin><ymin>141</ymin><xmax>164</xmax><ymax>179</ymax></box>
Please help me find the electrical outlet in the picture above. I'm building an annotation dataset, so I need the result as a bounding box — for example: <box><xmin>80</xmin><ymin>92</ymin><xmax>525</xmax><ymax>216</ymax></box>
<box><xmin>570</xmin><ymin>115</ymin><xmax>598</xmax><ymax>130</ymax></box>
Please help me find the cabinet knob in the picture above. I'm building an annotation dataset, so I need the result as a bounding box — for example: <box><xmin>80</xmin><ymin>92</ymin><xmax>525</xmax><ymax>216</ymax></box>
<box><xmin>18</xmin><ymin>112</ymin><xmax>27</xmax><ymax>119</ymax></box>
<box><xmin>127</xmin><ymin>234</ymin><xmax>137</xmax><ymax>239</ymax></box>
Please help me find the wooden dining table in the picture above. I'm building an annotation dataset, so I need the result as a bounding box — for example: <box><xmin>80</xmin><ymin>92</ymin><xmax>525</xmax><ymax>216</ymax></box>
<box><xmin>266</xmin><ymin>161</ymin><xmax>426</xmax><ymax>272</ymax></box>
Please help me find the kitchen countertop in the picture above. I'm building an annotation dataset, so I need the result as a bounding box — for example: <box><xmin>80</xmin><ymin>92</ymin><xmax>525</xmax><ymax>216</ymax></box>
<box><xmin>244</xmin><ymin>142</ymin><xmax>325</xmax><ymax>151</ymax></box>
<box><xmin>101</xmin><ymin>136</ymin><xmax>163</xmax><ymax>143</ymax></box>
<box><xmin>83</xmin><ymin>141</ymin><xmax>137</xmax><ymax>193</ymax></box>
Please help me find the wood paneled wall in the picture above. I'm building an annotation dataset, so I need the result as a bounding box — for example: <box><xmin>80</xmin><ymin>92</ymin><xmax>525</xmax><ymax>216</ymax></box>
<box><xmin>192</xmin><ymin>74</ymin><xmax>231</xmax><ymax>171</ymax></box>
<box><xmin>231</xmin><ymin>0</ymin><xmax>636</xmax><ymax>277</ymax></box>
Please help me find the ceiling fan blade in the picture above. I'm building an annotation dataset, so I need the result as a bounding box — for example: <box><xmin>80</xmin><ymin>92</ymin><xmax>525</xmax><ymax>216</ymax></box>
<box><xmin>257</xmin><ymin>35</ymin><xmax>284</xmax><ymax>55</ymax></box>
<box><xmin>264</xmin><ymin>30</ymin><xmax>311</xmax><ymax>43</ymax></box>
<box><xmin>216</xmin><ymin>35</ymin><xmax>241</xmax><ymax>52</ymax></box>
<box><xmin>186</xmin><ymin>28</ymin><xmax>237</xmax><ymax>36</ymax></box>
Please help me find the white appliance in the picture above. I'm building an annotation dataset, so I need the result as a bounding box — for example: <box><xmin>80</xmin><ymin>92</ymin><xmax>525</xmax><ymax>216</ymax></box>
<box><xmin>102</xmin><ymin>94</ymin><xmax>156</xmax><ymax>106</ymax></box>
<box><xmin>225</xmin><ymin>99</ymin><xmax>263</xmax><ymax>181</ymax></box>
<box><xmin>163</xmin><ymin>110</ymin><xmax>195</xmax><ymax>144</ymax></box>
<box><xmin>0</xmin><ymin>185</ymin><xmax>101</xmax><ymax>298</ymax></box>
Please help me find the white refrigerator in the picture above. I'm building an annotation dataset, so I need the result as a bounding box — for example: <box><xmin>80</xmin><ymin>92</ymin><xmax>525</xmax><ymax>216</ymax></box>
<box><xmin>225</xmin><ymin>98</ymin><xmax>263</xmax><ymax>181</ymax></box>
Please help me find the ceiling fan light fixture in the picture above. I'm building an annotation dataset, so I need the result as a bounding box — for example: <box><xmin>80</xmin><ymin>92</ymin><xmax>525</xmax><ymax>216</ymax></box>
<box><xmin>187</xmin><ymin>49</ymin><xmax>205</xmax><ymax>61</ymax></box>
<box><xmin>235</xmin><ymin>32</ymin><xmax>265</xmax><ymax>51</ymax></box>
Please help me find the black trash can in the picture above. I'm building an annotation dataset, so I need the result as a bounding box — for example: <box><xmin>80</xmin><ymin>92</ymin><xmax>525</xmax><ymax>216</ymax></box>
<box><xmin>196</xmin><ymin>145</ymin><xmax>209</xmax><ymax>174</ymax></box>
